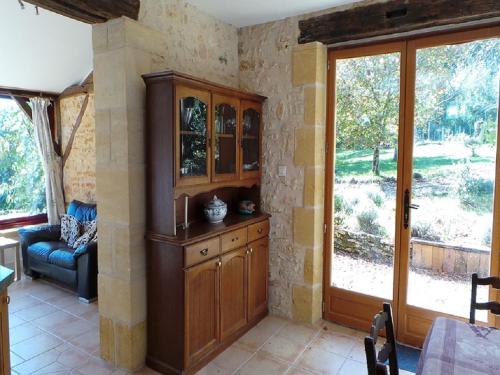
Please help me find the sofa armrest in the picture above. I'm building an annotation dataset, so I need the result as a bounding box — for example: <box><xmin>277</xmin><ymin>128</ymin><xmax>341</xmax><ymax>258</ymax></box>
<box><xmin>19</xmin><ymin>225</ymin><xmax>61</xmax><ymax>275</ymax></box>
<box><xmin>73</xmin><ymin>240</ymin><xmax>97</xmax><ymax>259</ymax></box>
<box><xmin>76</xmin><ymin>241</ymin><xmax>98</xmax><ymax>300</ymax></box>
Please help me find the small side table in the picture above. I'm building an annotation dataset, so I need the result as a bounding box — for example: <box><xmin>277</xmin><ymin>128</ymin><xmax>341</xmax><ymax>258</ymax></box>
<box><xmin>0</xmin><ymin>237</ymin><xmax>21</xmax><ymax>282</ymax></box>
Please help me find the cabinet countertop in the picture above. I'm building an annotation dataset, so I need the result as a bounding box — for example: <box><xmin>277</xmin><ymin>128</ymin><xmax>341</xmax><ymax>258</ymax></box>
<box><xmin>0</xmin><ymin>266</ymin><xmax>14</xmax><ymax>292</ymax></box>
<box><xmin>147</xmin><ymin>212</ymin><xmax>270</xmax><ymax>246</ymax></box>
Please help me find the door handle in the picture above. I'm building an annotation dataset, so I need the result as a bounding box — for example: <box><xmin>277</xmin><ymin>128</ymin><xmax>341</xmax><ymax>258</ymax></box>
<box><xmin>404</xmin><ymin>189</ymin><xmax>419</xmax><ymax>229</ymax></box>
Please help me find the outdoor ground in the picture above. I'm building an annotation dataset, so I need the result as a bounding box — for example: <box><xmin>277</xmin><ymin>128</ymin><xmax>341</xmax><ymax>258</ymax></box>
<box><xmin>331</xmin><ymin>252</ymin><xmax>488</xmax><ymax>322</ymax></box>
<box><xmin>333</xmin><ymin>141</ymin><xmax>494</xmax><ymax>319</ymax></box>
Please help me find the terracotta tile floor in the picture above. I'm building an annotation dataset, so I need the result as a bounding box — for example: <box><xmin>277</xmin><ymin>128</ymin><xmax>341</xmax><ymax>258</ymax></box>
<box><xmin>8</xmin><ymin>278</ymin><xmax>158</xmax><ymax>375</ymax></box>
<box><xmin>9</xmin><ymin>278</ymin><xmax>415</xmax><ymax>375</ymax></box>
<box><xmin>196</xmin><ymin>316</ymin><xmax>416</xmax><ymax>375</ymax></box>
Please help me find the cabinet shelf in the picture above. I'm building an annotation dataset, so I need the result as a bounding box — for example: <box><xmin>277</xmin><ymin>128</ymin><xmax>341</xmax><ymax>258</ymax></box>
<box><xmin>180</xmin><ymin>130</ymin><xmax>205</xmax><ymax>136</ymax></box>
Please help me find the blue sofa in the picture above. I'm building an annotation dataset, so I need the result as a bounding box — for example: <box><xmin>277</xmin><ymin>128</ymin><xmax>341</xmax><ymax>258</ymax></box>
<box><xmin>18</xmin><ymin>200</ymin><xmax>98</xmax><ymax>301</ymax></box>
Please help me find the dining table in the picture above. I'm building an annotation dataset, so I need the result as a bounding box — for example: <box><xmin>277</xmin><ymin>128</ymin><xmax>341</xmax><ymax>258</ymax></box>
<box><xmin>416</xmin><ymin>316</ymin><xmax>500</xmax><ymax>374</ymax></box>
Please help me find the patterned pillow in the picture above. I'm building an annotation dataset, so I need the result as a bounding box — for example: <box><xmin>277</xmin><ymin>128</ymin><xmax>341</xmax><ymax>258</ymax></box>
<box><xmin>60</xmin><ymin>214</ymin><xmax>82</xmax><ymax>248</ymax></box>
<box><xmin>73</xmin><ymin>220</ymin><xmax>97</xmax><ymax>249</ymax></box>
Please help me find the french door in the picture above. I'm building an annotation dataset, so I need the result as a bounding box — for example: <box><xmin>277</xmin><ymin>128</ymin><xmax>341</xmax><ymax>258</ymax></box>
<box><xmin>324</xmin><ymin>26</ymin><xmax>500</xmax><ymax>347</ymax></box>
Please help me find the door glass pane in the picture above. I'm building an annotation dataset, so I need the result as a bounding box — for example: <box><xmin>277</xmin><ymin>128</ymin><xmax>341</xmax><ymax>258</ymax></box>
<box><xmin>215</xmin><ymin>104</ymin><xmax>237</xmax><ymax>174</ymax></box>
<box><xmin>331</xmin><ymin>52</ymin><xmax>401</xmax><ymax>300</ymax></box>
<box><xmin>242</xmin><ymin>108</ymin><xmax>260</xmax><ymax>171</ymax></box>
<box><xmin>179</xmin><ymin>96</ymin><xmax>207</xmax><ymax>177</ymax></box>
<box><xmin>407</xmin><ymin>38</ymin><xmax>500</xmax><ymax>320</ymax></box>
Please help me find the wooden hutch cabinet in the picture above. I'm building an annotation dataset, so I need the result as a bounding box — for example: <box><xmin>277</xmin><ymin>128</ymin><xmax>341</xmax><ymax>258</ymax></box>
<box><xmin>142</xmin><ymin>71</ymin><xmax>269</xmax><ymax>375</ymax></box>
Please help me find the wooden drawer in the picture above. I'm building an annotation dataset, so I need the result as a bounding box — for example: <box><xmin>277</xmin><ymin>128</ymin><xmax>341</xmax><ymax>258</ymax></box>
<box><xmin>221</xmin><ymin>228</ymin><xmax>247</xmax><ymax>253</ymax></box>
<box><xmin>248</xmin><ymin>220</ymin><xmax>269</xmax><ymax>242</ymax></box>
<box><xmin>184</xmin><ymin>237</ymin><xmax>220</xmax><ymax>267</ymax></box>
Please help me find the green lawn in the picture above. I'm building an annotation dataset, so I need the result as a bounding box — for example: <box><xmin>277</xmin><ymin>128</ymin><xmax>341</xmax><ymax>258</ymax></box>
<box><xmin>335</xmin><ymin>146</ymin><xmax>494</xmax><ymax>178</ymax></box>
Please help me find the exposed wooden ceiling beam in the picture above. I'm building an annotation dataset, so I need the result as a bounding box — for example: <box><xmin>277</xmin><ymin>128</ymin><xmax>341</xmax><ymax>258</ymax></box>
<box><xmin>0</xmin><ymin>86</ymin><xmax>59</xmax><ymax>99</ymax></box>
<box><xmin>299</xmin><ymin>0</ymin><xmax>500</xmax><ymax>45</ymax></box>
<box><xmin>24</xmin><ymin>0</ymin><xmax>140</xmax><ymax>23</ymax></box>
<box><xmin>58</xmin><ymin>72</ymin><xmax>94</xmax><ymax>99</ymax></box>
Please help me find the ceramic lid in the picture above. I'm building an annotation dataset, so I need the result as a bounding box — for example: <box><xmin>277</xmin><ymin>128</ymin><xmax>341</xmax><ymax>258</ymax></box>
<box><xmin>205</xmin><ymin>195</ymin><xmax>226</xmax><ymax>209</ymax></box>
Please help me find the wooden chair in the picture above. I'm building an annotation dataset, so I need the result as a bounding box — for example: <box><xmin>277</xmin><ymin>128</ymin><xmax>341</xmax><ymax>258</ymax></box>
<box><xmin>365</xmin><ymin>302</ymin><xmax>399</xmax><ymax>375</ymax></box>
<box><xmin>470</xmin><ymin>273</ymin><xmax>500</xmax><ymax>324</ymax></box>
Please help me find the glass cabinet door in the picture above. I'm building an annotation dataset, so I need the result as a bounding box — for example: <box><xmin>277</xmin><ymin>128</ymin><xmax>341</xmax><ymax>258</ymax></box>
<box><xmin>241</xmin><ymin>101</ymin><xmax>262</xmax><ymax>178</ymax></box>
<box><xmin>212</xmin><ymin>95</ymin><xmax>239</xmax><ymax>181</ymax></box>
<box><xmin>176</xmin><ymin>86</ymin><xmax>211</xmax><ymax>186</ymax></box>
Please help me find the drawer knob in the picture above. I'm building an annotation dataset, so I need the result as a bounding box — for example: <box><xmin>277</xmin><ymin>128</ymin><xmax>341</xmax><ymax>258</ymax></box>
<box><xmin>200</xmin><ymin>248</ymin><xmax>209</xmax><ymax>256</ymax></box>
<box><xmin>232</xmin><ymin>237</ymin><xmax>238</xmax><ymax>242</ymax></box>
<box><xmin>216</xmin><ymin>260</ymin><xmax>222</xmax><ymax>267</ymax></box>
<box><xmin>249</xmin><ymin>248</ymin><xmax>253</xmax><ymax>254</ymax></box>
<box><xmin>257</xmin><ymin>228</ymin><xmax>263</xmax><ymax>234</ymax></box>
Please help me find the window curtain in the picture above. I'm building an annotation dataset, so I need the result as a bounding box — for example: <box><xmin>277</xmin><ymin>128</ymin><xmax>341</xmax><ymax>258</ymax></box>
<box><xmin>30</xmin><ymin>97</ymin><xmax>65</xmax><ymax>224</ymax></box>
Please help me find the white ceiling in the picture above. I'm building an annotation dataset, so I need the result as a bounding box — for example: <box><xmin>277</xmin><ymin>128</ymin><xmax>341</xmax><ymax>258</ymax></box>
<box><xmin>186</xmin><ymin>0</ymin><xmax>361</xmax><ymax>27</ymax></box>
<box><xmin>0</xmin><ymin>1</ymin><xmax>92</xmax><ymax>93</ymax></box>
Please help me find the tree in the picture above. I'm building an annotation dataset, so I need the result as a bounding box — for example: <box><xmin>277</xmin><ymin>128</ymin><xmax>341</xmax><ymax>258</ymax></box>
<box><xmin>336</xmin><ymin>53</ymin><xmax>400</xmax><ymax>175</ymax></box>
<box><xmin>0</xmin><ymin>99</ymin><xmax>46</xmax><ymax>216</ymax></box>
<box><xmin>335</xmin><ymin>37</ymin><xmax>500</xmax><ymax>176</ymax></box>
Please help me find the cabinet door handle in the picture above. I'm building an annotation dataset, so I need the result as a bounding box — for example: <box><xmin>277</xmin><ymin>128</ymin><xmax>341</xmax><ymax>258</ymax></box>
<box><xmin>216</xmin><ymin>260</ymin><xmax>222</xmax><ymax>267</ymax></box>
<box><xmin>246</xmin><ymin>249</ymin><xmax>250</xmax><ymax>255</ymax></box>
<box><xmin>5</xmin><ymin>296</ymin><xmax>10</xmax><ymax>304</ymax></box>
<box><xmin>249</xmin><ymin>248</ymin><xmax>253</xmax><ymax>254</ymax></box>
<box><xmin>200</xmin><ymin>248</ymin><xmax>209</xmax><ymax>256</ymax></box>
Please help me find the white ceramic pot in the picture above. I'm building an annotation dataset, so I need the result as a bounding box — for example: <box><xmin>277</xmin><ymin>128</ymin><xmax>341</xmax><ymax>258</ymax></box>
<box><xmin>204</xmin><ymin>195</ymin><xmax>227</xmax><ymax>223</ymax></box>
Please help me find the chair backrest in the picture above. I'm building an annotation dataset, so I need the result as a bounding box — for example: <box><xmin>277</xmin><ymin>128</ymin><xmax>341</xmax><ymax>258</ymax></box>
<box><xmin>67</xmin><ymin>200</ymin><xmax>97</xmax><ymax>222</ymax></box>
<box><xmin>470</xmin><ymin>273</ymin><xmax>500</xmax><ymax>324</ymax></box>
<box><xmin>365</xmin><ymin>302</ymin><xmax>399</xmax><ymax>375</ymax></box>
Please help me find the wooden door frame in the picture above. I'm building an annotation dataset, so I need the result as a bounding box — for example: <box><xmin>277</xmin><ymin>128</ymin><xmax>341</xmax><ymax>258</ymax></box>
<box><xmin>324</xmin><ymin>25</ymin><xmax>500</xmax><ymax>345</ymax></box>
<box><xmin>323</xmin><ymin>41</ymin><xmax>407</xmax><ymax>332</ymax></box>
<box><xmin>397</xmin><ymin>25</ymin><xmax>500</xmax><ymax>347</ymax></box>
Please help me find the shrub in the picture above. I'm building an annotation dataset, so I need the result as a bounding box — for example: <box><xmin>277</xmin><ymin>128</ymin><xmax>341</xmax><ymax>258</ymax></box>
<box><xmin>367</xmin><ymin>190</ymin><xmax>384</xmax><ymax>208</ymax></box>
<box><xmin>458</xmin><ymin>165</ymin><xmax>493</xmax><ymax>212</ymax></box>
<box><xmin>357</xmin><ymin>208</ymin><xmax>387</xmax><ymax>237</ymax></box>
<box><xmin>482</xmin><ymin>227</ymin><xmax>492</xmax><ymax>246</ymax></box>
<box><xmin>334</xmin><ymin>195</ymin><xmax>344</xmax><ymax>213</ymax></box>
<box><xmin>411</xmin><ymin>219</ymin><xmax>441</xmax><ymax>241</ymax></box>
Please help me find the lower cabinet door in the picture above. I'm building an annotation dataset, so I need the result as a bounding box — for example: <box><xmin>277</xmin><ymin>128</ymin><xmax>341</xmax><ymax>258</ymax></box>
<box><xmin>220</xmin><ymin>247</ymin><xmax>247</xmax><ymax>339</ymax></box>
<box><xmin>185</xmin><ymin>258</ymin><xmax>220</xmax><ymax>367</ymax></box>
<box><xmin>248</xmin><ymin>237</ymin><xmax>269</xmax><ymax>320</ymax></box>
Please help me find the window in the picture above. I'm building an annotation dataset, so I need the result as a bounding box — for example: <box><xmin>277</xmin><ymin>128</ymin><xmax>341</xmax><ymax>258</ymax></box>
<box><xmin>0</xmin><ymin>97</ymin><xmax>46</xmax><ymax>227</ymax></box>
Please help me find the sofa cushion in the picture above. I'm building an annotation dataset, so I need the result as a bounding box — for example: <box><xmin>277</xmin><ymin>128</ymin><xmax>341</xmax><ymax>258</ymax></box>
<box><xmin>67</xmin><ymin>200</ymin><xmax>97</xmax><ymax>223</ymax></box>
<box><xmin>60</xmin><ymin>215</ymin><xmax>82</xmax><ymax>248</ymax></box>
<box><xmin>73</xmin><ymin>220</ymin><xmax>97</xmax><ymax>249</ymax></box>
<box><xmin>28</xmin><ymin>241</ymin><xmax>68</xmax><ymax>262</ymax></box>
<box><xmin>48</xmin><ymin>249</ymin><xmax>77</xmax><ymax>270</ymax></box>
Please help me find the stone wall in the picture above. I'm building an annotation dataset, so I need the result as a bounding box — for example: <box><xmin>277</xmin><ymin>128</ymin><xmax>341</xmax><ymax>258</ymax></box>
<box><xmin>237</xmin><ymin>0</ymin><xmax>385</xmax><ymax>322</ymax></box>
<box><xmin>60</xmin><ymin>94</ymin><xmax>96</xmax><ymax>204</ymax></box>
<box><xmin>239</xmin><ymin>17</ymin><xmax>304</xmax><ymax>319</ymax></box>
<box><xmin>239</xmin><ymin>20</ymin><xmax>327</xmax><ymax>322</ymax></box>
<box><xmin>93</xmin><ymin>0</ymin><xmax>241</xmax><ymax>367</ymax></box>
<box><xmin>335</xmin><ymin>228</ymin><xmax>490</xmax><ymax>277</ymax></box>
<box><xmin>335</xmin><ymin>229</ymin><xmax>394</xmax><ymax>263</ymax></box>
<box><xmin>138</xmin><ymin>0</ymin><xmax>239</xmax><ymax>87</ymax></box>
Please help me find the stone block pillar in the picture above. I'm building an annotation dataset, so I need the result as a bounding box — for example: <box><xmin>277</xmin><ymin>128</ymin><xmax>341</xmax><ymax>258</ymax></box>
<box><xmin>92</xmin><ymin>17</ymin><xmax>165</xmax><ymax>370</ymax></box>
<box><xmin>291</xmin><ymin>42</ymin><xmax>327</xmax><ymax>323</ymax></box>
